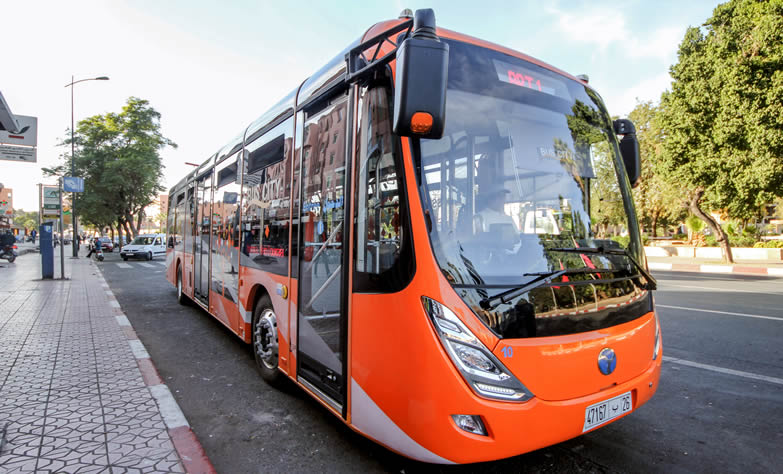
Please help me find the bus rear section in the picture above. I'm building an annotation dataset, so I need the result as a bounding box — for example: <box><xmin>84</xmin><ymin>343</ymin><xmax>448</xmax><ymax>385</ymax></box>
<box><xmin>163</xmin><ymin>10</ymin><xmax>661</xmax><ymax>465</ymax></box>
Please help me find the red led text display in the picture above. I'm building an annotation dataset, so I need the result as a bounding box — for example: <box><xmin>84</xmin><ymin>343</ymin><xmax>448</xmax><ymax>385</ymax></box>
<box><xmin>493</xmin><ymin>59</ymin><xmax>569</xmax><ymax>100</ymax></box>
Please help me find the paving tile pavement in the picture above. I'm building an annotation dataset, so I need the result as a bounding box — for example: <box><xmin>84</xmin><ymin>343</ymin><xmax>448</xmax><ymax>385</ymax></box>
<box><xmin>0</xmin><ymin>252</ymin><xmax>188</xmax><ymax>473</ymax></box>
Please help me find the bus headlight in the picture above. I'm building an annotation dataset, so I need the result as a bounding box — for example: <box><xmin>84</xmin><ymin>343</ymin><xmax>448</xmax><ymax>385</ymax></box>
<box><xmin>422</xmin><ymin>297</ymin><xmax>533</xmax><ymax>402</ymax></box>
<box><xmin>652</xmin><ymin>314</ymin><xmax>661</xmax><ymax>360</ymax></box>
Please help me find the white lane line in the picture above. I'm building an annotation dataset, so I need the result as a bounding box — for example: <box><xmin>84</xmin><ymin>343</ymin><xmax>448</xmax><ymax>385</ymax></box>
<box><xmin>129</xmin><ymin>339</ymin><xmax>150</xmax><ymax>359</ymax></box>
<box><xmin>156</xmin><ymin>261</ymin><xmax>167</xmax><ymax>266</ymax></box>
<box><xmin>149</xmin><ymin>384</ymin><xmax>190</xmax><ymax>429</ymax></box>
<box><xmin>657</xmin><ymin>283</ymin><xmax>783</xmax><ymax>295</ymax></box>
<box><xmin>117</xmin><ymin>263</ymin><xmax>132</xmax><ymax>269</ymax></box>
<box><xmin>664</xmin><ymin>356</ymin><xmax>783</xmax><ymax>386</ymax></box>
<box><xmin>138</xmin><ymin>262</ymin><xmax>155</xmax><ymax>268</ymax></box>
<box><xmin>657</xmin><ymin>304</ymin><xmax>782</xmax><ymax>321</ymax></box>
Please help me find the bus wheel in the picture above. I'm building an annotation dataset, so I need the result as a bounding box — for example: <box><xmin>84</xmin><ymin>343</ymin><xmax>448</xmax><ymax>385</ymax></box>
<box><xmin>176</xmin><ymin>268</ymin><xmax>188</xmax><ymax>306</ymax></box>
<box><xmin>252</xmin><ymin>296</ymin><xmax>281</xmax><ymax>384</ymax></box>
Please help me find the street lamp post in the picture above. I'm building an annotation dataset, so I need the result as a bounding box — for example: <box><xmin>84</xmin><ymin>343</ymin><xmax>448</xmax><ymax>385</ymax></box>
<box><xmin>65</xmin><ymin>75</ymin><xmax>109</xmax><ymax>258</ymax></box>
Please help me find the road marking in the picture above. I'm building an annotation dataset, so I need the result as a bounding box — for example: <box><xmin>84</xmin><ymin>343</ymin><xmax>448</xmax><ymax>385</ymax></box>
<box><xmin>129</xmin><ymin>339</ymin><xmax>150</xmax><ymax>359</ymax></box>
<box><xmin>109</xmin><ymin>300</ymin><xmax>121</xmax><ymax>308</ymax></box>
<box><xmin>149</xmin><ymin>384</ymin><xmax>190</xmax><ymax>429</ymax></box>
<box><xmin>657</xmin><ymin>304</ymin><xmax>782</xmax><ymax>321</ymax></box>
<box><xmin>664</xmin><ymin>356</ymin><xmax>783</xmax><ymax>386</ymax></box>
<box><xmin>657</xmin><ymin>283</ymin><xmax>783</xmax><ymax>295</ymax></box>
<box><xmin>138</xmin><ymin>262</ymin><xmax>156</xmax><ymax>268</ymax></box>
<box><xmin>156</xmin><ymin>261</ymin><xmax>167</xmax><ymax>266</ymax></box>
<box><xmin>117</xmin><ymin>263</ymin><xmax>132</xmax><ymax>269</ymax></box>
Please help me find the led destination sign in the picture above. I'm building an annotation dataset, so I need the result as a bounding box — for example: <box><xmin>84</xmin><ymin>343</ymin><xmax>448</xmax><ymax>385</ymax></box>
<box><xmin>492</xmin><ymin>59</ymin><xmax>570</xmax><ymax>100</ymax></box>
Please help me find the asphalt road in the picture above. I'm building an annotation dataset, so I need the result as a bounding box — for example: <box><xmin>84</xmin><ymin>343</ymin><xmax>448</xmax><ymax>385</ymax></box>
<box><xmin>97</xmin><ymin>250</ymin><xmax>783</xmax><ymax>473</ymax></box>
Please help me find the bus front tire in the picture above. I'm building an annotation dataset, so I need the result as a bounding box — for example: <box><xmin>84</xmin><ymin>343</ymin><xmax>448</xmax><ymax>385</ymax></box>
<box><xmin>252</xmin><ymin>296</ymin><xmax>282</xmax><ymax>384</ymax></box>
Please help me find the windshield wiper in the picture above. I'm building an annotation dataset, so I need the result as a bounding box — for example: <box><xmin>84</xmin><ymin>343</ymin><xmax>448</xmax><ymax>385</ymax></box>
<box><xmin>479</xmin><ymin>267</ymin><xmax>604</xmax><ymax>310</ymax></box>
<box><xmin>548</xmin><ymin>247</ymin><xmax>657</xmax><ymax>290</ymax></box>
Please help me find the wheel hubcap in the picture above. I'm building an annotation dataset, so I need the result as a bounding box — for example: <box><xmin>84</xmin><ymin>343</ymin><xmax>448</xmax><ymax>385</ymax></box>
<box><xmin>254</xmin><ymin>310</ymin><xmax>278</xmax><ymax>369</ymax></box>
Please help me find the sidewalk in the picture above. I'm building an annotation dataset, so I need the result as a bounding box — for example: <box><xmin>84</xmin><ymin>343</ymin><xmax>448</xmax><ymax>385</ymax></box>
<box><xmin>0</xmin><ymin>251</ymin><xmax>214</xmax><ymax>472</ymax></box>
<box><xmin>647</xmin><ymin>255</ymin><xmax>783</xmax><ymax>276</ymax></box>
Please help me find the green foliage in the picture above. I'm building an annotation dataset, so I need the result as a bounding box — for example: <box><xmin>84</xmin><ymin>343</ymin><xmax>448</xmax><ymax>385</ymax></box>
<box><xmin>627</xmin><ymin>101</ymin><xmax>687</xmax><ymax>235</ymax></box>
<box><xmin>685</xmin><ymin>215</ymin><xmax>705</xmax><ymax>234</ymax></box>
<box><xmin>657</xmin><ymin>0</ymin><xmax>783</xmax><ymax>221</ymax></box>
<box><xmin>13</xmin><ymin>210</ymin><xmax>39</xmax><ymax>231</ymax></box>
<box><xmin>46</xmin><ymin>97</ymin><xmax>176</xmax><ymax>237</ymax></box>
<box><xmin>754</xmin><ymin>240</ymin><xmax>783</xmax><ymax>248</ymax></box>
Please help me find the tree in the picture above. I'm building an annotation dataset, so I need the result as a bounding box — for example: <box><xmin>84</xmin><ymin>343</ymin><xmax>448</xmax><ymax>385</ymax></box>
<box><xmin>657</xmin><ymin>0</ymin><xmax>783</xmax><ymax>262</ymax></box>
<box><xmin>627</xmin><ymin>101</ymin><xmax>686</xmax><ymax>237</ymax></box>
<box><xmin>45</xmin><ymin>97</ymin><xmax>176</xmax><ymax>240</ymax></box>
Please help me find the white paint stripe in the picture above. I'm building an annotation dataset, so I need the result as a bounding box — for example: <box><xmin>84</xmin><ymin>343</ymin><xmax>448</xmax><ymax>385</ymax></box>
<box><xmin>110</xmin><ymin>300</ymin><xmax>121</xmax><ymax>308</ymax></box>
<box><xmin>664</xmin><ymin>356</ymin><xmax>783</xmax><ymax>386</ymax></box>
<box><xmin>115</xmin><ymin>315</ymin><xmax>131</xmax><ymax>326</ymax></box>
<box><xmin>138</xmin><ymin>262</ymin><xmax>155</xmax><ymax>268</ymax></box>
<box><xmin>117</xmin><ymin>263</ymin><xmax>132</xmax><ymax>269</ymax></box>
<box><xmin>768</xmin><ymin>268</ymin><xmax>783</xmax><ymax>276</ymax></box>
<box><xmin>700</xmin><ymin>265</ymin><xmax>733</xmax><ymax>273</ymax></box>
<box><xmin>648</xmin><ymin>262</ymin><xmax>672</xmax><ymax>271</ymax></box>
<box><xmin>105</xmin><ymin>290</ymin><xmax>113</xmax><ymax>296</ymax></box>
<box><xmin>156</xmin><ymin>261</ymin><xmax>167</xmax><ymax>266</ymax></box>
<box><xmin>656</xmin><ymin>283</ymin><xmax>781</xmax><ymax>295</ymax></box>
<box><xmin>657</xmin><ymin>304</ymin><xmax>783</xmax><ymax>321</ymax></box>
<box><xmin>129</xmin><ymin>339</ymin><xmax>150</xmax><ymax>359</ymax></box>
<box><xmin>148</xmin><ymin>384</ymin><xmax>190</xmax><ymax>429</ymax></box>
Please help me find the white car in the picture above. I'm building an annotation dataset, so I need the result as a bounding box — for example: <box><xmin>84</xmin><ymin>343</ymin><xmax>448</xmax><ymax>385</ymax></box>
<box><xmin>120</xmin><ymin>233</ymin><xmax>167</xmax><ymax>261</ymax></box>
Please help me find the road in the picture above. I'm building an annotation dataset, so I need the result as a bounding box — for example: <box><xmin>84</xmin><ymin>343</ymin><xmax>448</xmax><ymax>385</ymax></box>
<box><xmin>97</xmin><ymin>250</ymin><xmax>783</xmax><ymax>473</ymax></box>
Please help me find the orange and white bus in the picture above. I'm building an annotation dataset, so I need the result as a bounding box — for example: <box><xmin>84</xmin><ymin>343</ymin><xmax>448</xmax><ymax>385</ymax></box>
<box><xmin>165</xmin><ymin>9</ymin><xmax>661</xmax><ymax>464</ymax></box>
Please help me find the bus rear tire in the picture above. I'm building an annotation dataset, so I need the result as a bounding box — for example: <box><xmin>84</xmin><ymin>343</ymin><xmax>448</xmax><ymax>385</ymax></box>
<box><xmin>176</xmin><ymin>268</ymin><xmax>188</xmax><ymax>306</ymax></box>
<box><xmin>252</xmin><ymin>296</ymin><xmax>282</xmax><ymax>384</ymax></box>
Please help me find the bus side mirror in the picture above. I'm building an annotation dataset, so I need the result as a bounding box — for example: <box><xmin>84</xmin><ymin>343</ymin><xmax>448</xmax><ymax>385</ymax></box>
<box><xmin>393</xmin><ymin>9</ymin><xmax>449</xmax><ymax>140</ymax></box>
<box><xmin>613</xmin><ymin>119</ymin><xmax>641</xmax><ymax>188</ymax></box>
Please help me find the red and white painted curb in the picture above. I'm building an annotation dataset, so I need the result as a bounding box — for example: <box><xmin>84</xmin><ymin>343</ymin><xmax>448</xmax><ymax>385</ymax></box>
<box><xmin>98</xmin><ymin>270</ymin><xmax>216</xmax><ymax>474</ymax></box>
<box><xmin>648</xmin><ymin>261</ymin><xmax>783</xmax><ymax>276</ymax></box>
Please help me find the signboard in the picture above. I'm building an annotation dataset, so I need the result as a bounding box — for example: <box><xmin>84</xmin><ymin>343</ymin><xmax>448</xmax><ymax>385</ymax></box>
<box><xmin>0</xmin><ymin>144</ymin><xmax>36</xmax><ymax>163</ymax></box>
<box><xmin>0</xmin><ymin>115</ymin><xmax>37</xmax><ymax>146</ymax></box>
<box><xmin>0</xmin><ymin>115</ymin><xmax>37</xmax><ymax>163</ymax></box>
<box><xmin>42</xmin><ymin>186</ymin><xmax>60</xmax><ymax>218</ymax></box>
<box><xmin>63</xmin><ymin>177</ymin><xmax>84</xmax><ymax>193</ymax></box>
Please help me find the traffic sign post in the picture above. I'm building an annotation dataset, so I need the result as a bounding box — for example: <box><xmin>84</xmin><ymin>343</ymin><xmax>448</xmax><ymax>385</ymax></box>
<box><xmin>0</xmin><ymin>115</ymin><xmax>38</xmax><ymax>163</ymax></box>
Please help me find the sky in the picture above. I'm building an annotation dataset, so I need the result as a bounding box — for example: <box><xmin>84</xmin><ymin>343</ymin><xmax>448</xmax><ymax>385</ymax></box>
<box><xmin>1</xmin><ymin>0</ymin><xmax>722</xmax><ymax>212</ymax></box>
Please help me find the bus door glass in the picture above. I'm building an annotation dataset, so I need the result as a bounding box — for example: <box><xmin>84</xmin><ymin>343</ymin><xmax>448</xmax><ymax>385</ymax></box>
<box><xmin>297</xmin><ymin>92</ymin><xmax>350</xmax><ymax>407</ymax></box>
<box><xmin>193</xmin><ymin>167</ymin><xmax>213</xmax><ymax>305</ymax></box>
<box><xmin>211</xmin><ymin>155</ymin><xmax>241</xmax><ymax>325</ymax></box>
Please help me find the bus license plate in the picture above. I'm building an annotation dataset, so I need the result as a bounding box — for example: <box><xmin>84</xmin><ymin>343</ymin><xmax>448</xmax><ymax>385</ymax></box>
<box><xmin>583</xmin><ymin>391</ymin><xmax>632</xmax><ymax>432</ymax></box>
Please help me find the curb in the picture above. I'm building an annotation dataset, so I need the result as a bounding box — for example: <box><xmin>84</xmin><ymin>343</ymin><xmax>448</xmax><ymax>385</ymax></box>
<box><xmin>94</xmin><ymin>260</ymin><xmax>216</xmax><ymax>474</ymax></box>
<box><xmin>649</xmin><ymin>261</ymin><xmax>783</xmax><ymax>276</ymax></box>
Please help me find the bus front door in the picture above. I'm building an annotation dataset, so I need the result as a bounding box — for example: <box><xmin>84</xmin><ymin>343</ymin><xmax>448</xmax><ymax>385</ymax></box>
<box><xmin>296</xmin><ymin>93</ymin><xmax>350</xmax><ymax>412</ymax></box>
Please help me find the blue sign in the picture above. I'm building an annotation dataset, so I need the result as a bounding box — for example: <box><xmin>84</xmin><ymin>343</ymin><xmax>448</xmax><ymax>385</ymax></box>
<box><xmin>63</xmin><ymin>177</ymin><xmax>84</xmax><ymax>193</ymax></box>
<box><xmin>316</xmin><ymin>220</ymin><xmax>324</xmax><ymax>236</ymax></box>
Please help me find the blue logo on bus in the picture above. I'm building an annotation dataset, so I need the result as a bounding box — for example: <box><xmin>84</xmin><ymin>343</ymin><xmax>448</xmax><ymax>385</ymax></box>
<box><xmin>597</xmin><ymin>348</ymin><xmax>617</xmax><ymax>375</ymax></box>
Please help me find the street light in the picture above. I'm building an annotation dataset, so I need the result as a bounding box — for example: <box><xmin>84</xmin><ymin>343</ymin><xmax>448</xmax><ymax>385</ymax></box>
<box><xmin>65</xmin><ymin>75</ymin><xmax>109</xmax><ymax>258</ymax></box>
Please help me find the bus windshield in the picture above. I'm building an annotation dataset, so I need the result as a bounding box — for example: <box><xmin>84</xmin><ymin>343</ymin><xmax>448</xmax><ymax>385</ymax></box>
<box><xmin>416</xmin><ymin>41</ymin><xmax>649</xmax><ymax>338</ymax></box>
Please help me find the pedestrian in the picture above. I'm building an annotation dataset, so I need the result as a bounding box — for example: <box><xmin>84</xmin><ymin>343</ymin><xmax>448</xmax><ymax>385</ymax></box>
<box><xmin>31</xmin><ymin>228</ymin><xmax>37</xmax><ymax>244</ymax></box>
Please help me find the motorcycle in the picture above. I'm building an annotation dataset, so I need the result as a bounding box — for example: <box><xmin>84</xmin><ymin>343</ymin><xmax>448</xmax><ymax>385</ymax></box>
<box><xmin>1</xmin><ymin>244</ymin><xmax>18</xmax><ymax>263</ymax></box>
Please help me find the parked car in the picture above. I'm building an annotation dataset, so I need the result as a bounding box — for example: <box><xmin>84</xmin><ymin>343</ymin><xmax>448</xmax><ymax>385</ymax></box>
<box><xmin>97</xmin><ymin>237</ymin><xmax>114</xmax><ymax>252</ymax></box>
<box><xmin>120</xmin><ymin>233</ymin><xmax>166</xmax><ymax>261</ymax></box>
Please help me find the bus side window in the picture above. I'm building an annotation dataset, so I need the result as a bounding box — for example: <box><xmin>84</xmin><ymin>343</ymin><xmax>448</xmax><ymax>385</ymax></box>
<box><xmin>353</xmin><ymin>87</ymin><xmax>414</xmax><ymax>293</ymax></box>
<box><xmin>241</xmin><ymin>117</ymin><xmax>294</xmax><ymax>276</ymax></box>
